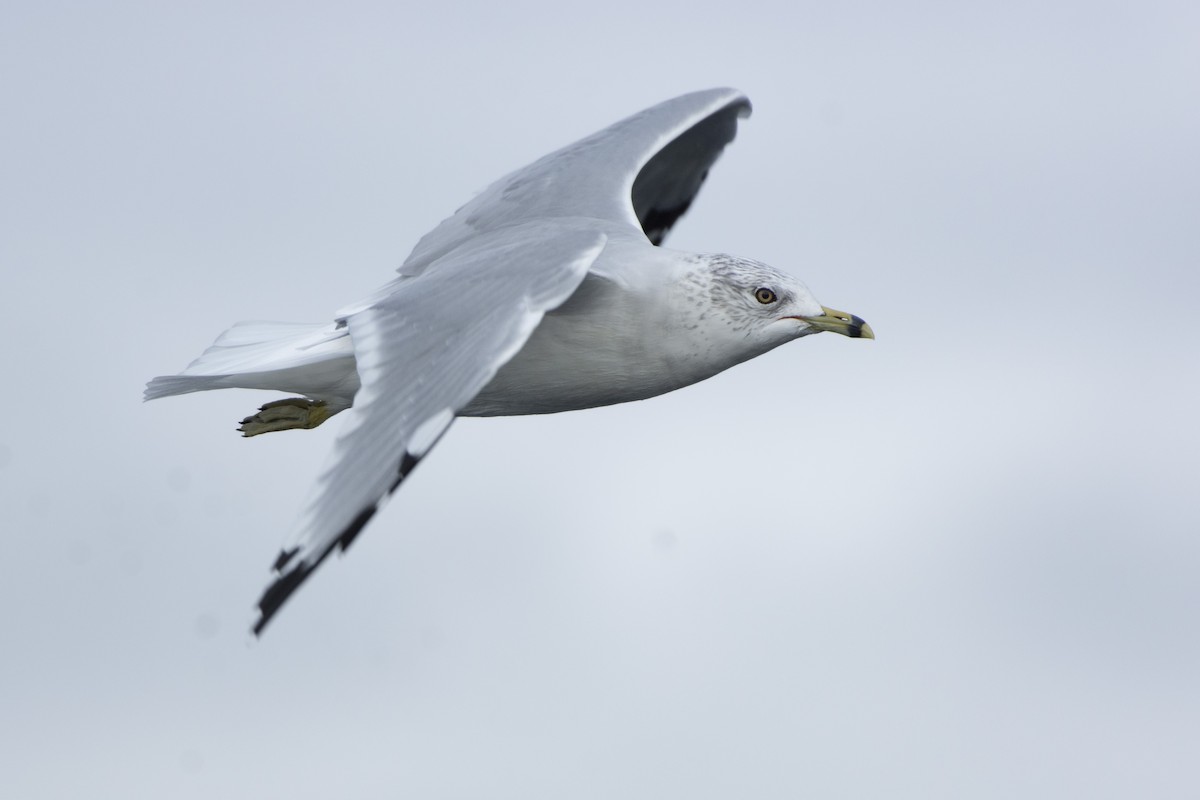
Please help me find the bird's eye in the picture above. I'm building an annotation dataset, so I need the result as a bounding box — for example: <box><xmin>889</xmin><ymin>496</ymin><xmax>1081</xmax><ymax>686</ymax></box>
<box><xmin>754</xmin><ymin>287</ymin><xmax>778</xmax><ymax>304</ymax></box>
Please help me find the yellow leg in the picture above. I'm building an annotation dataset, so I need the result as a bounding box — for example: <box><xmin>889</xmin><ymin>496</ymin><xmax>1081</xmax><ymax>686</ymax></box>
<box><xmin>238</xmin><ymin>398</ymin><xmax>333</xmax><ymax>437</ymax></box>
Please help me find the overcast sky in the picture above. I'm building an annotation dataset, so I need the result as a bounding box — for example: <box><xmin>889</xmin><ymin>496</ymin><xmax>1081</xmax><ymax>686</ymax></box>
<box><xmin>2</xmin><ymin>1</ymin><xmax>1198</xmax><ymax>798</ymax></box>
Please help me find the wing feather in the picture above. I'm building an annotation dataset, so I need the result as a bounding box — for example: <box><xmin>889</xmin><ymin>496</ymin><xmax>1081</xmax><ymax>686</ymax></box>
<box><xmin>253</xmin><ymin>224</ymin><xmax>607</xmax><ymax>633</ymax></box>
<box><xmin>400</xmin><ymin>88</ymin><xmax>751</xmax><ymax>275</ymax></box>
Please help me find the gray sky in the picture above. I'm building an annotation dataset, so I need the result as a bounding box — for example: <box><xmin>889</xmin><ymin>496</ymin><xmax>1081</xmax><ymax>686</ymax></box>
<box><xmin>2</xmin><ymin>1</ymin><xmax>1198</xmax><ymax>798</ymax></box>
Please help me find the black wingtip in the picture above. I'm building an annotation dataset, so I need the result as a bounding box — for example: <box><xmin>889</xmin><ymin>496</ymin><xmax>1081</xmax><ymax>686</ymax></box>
<box><xmin>335</xmin><ymin>506</ymin><xmax>378</xmax><ymax>554</ymax></box>
<box><xmin>388</xmin><ymin>451</ymin><xmax>422</xmax><ymax>494</ymax></box>
<box><xmin>272</xmin><ymin>546</ymin><xmax>300</xmax><ymax>572</ymax></box>
<box><xmin>251</xmin><ymin>506</ymin><xmax>380</xmax><ymax>636</ymax></box>
<box><xmin>640</xmin><ymin>200</ymin><xmax>694</xmax><ymax>246</ymax></box>
<box><xmin>251</xmin><ymin>449</ymin><xmax>429</xmax><ymax>636</ymax></box>
<box><xmin>253</xmin><ymin>561</ymin><xmax>314</xmax><ymax>636</ymax></box>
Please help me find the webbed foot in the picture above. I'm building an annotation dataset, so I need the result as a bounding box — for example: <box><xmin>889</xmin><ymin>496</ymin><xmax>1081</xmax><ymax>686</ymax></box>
<box><xmin>239</xmin><ymin>398</ymin><xmax>332</xmax><ymax>437</ymax></box>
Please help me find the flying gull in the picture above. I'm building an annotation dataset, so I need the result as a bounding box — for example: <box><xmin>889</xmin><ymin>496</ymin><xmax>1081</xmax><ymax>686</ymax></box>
<box><xmin>145</xmin><ymin>88</ymin><xmax>874</xmax><ymax>634</ymax></box>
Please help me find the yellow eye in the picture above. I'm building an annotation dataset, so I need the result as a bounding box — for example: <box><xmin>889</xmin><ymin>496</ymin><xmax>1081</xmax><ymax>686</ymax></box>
<box><xmin>754</xmin><ymin>287</ymin><xmax>777</xmax><ymax>304</ymax></box>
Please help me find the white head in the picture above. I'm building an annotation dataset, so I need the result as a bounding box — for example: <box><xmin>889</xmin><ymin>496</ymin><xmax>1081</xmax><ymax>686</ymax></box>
<box><xmin>668</xmin><ymin>254</ymin><xmax>873</xmax><ymax>376</ymax></box>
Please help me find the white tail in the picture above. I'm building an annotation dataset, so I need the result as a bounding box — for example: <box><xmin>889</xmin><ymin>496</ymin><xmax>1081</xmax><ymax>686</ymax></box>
<box><xmin>144</xmin><ymin>320</ymin><xmax>360</xmax><ymax>409</ymax></box>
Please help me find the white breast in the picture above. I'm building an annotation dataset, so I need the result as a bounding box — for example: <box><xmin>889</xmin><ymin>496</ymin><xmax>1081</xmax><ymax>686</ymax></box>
<box><xmin>461</xmin><ymin>246</ymin><xmax>764</xmax><ymax>417</ymax></box>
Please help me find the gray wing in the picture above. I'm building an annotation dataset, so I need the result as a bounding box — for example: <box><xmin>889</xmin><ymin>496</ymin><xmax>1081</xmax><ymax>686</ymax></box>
<box><xmin>400</xmin><ymin>88</ymin><xmax>751</xmax><ymax>275</ymax></box>
<box><xmin>254</xmin><ymin>224</ymin><xmax>607</xmax><ymax>634</ymax></box>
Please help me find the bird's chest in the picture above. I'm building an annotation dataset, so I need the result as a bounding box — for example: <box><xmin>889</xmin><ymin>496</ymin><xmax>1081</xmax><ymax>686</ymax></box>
<box><xmin>460</xmin><ymin>289</ymin><xmax>754</xmax><ymax>417</ymax></box>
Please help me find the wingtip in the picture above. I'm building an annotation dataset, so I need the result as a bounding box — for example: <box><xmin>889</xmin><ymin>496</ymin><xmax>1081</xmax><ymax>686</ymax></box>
<box><xmin>249</xmin><ymin>503</ymin><xmax>381</xmax><ymax>636</ymax></box>
<box><xmin>252</xmin><ymin>561</ymin><xmax>313</xmax><ymax>636</ymax></box>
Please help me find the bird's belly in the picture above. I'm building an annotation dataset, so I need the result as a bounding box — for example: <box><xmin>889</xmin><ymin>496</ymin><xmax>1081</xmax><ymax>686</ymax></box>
<box><xmin>459</xmin><ymin>314</ymin><xmax>685</xmax><ymax>417</ymax></box>
<box><xmin>461</xmin><ymin>349</ymin><xmax>672</xmax><ymax>417</ymax></box>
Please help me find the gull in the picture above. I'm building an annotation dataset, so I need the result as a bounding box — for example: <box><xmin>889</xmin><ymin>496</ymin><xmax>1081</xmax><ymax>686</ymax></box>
<box><xmin>145</xmin><ymin>88</ymin><xmax>874</xmax><ymax>634</ymax></box>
